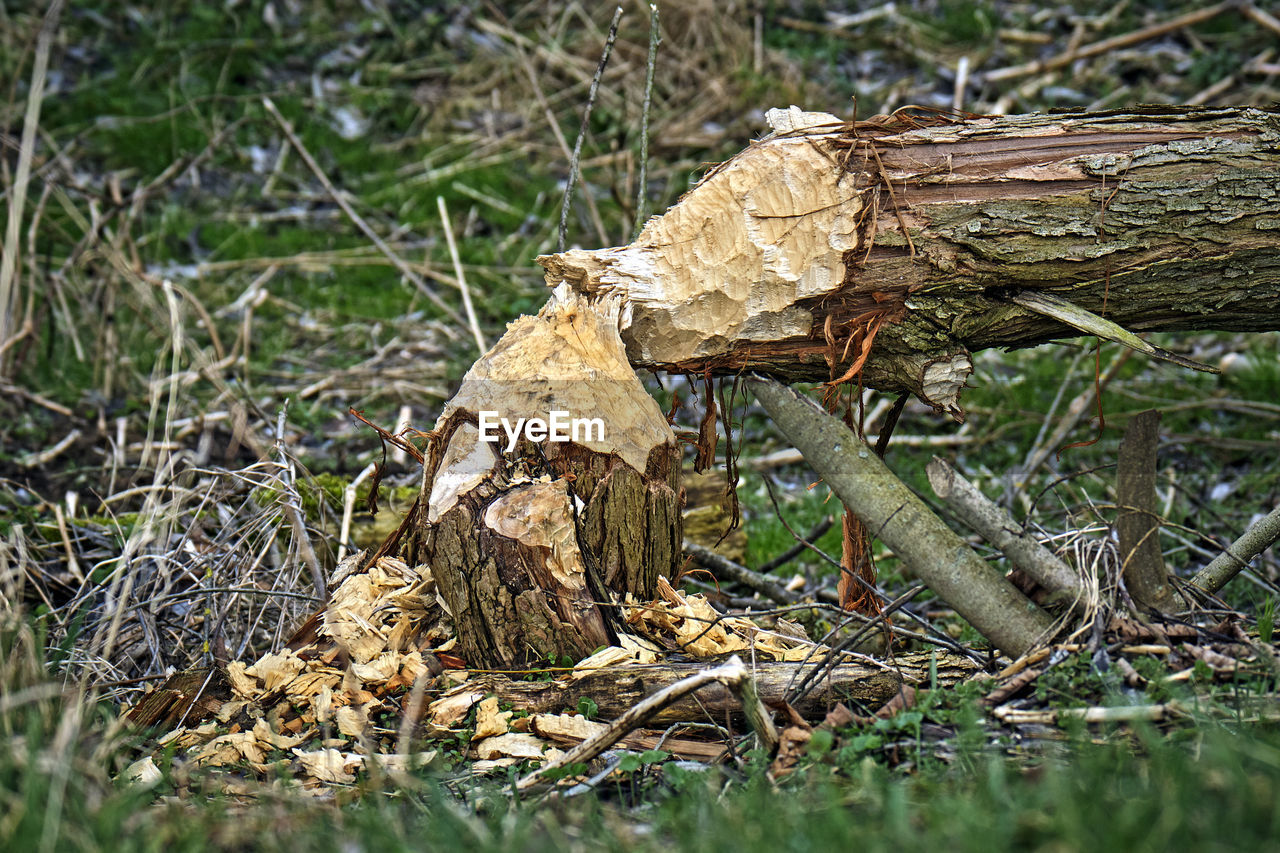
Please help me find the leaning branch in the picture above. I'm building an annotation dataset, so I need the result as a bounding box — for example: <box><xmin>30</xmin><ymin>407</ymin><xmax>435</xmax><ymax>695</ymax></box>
<box><xmin>517</xmin><ymin>655</ymin><xmax>776</xmax><ymax>791</ymax></box>
<box><xmin>750</xmin><ymin>377</ymin><xmax>1055</xmax><ymax>659</ymax></box>
<box><xmin>926</xmin><ymin>457</ymin><xmax>1083</xmax><ymax>606</ymax></box>
<box><xmin>1189</xmin><ymin>504</ymin><xmax>1280</xmax><ymax>596</ymax></box>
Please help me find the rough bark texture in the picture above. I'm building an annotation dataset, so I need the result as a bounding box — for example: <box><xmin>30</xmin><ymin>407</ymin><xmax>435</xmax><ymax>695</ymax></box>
<box><xmin>457</xmin><ymin>651</ymin><xmax>975</xmax><ymax>725</ymax></box>
<box><xmin>751</xmin><ymin>377</ymin><xmax>1055</xmax><ymax>658</ymax></box>
<box><xmin>540</xmin><ymin>106</ymin><xmax>1280</xmax><ymax>419</ymax></box>
<box><xmin>1190</xmin><ymin>503</ymin><xmax>1280</xmax><ymax>595</ymax></box>
<box><xmin>1116</xmin><ymin>410</ymin><xmax>1178</xmax><ymax>612</ymax></box>
<box><xmin>402</xmin><ymin>287</ymin><xmax>682</xmax><ymax>669</ymax></box>
<box><xmin>927</xmin><ymin>456</ymin><xmax>1082</xmax><ymax>604</ymax></box>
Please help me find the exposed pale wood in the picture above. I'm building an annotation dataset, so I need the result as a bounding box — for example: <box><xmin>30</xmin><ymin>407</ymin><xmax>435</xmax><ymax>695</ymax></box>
<box><xmin>402</xmin><ymin>287</ymin><xmax>682</xmax><ymax>669</ymax></box>
<box><xmin>540</xmin><ymin>106</ymin><xmax>1280</xmax><ymax>419</ymax></box>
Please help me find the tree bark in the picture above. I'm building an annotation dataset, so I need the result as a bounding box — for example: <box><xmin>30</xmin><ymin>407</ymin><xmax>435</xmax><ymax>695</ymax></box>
<box><xmin>750</xmin><ymin>377</ymin><xmax>1055</xmax><ymax>659</ymax></box>
<box><xmin>539</xmin><ymin>106</ymin><xmax>1280</xmax><ymax>419</ymax></box>
<box><xmin>452</xmin><ymin>651</ymin><xmax>975</xmax><ymax>726</ymax></box>
<box><xmin>1116</xmin><ymin>410</ymin><xmax>1179</xmax><ymax>612</ymax></box>
<box><xmin>399</xmin><ymin>107</ymin><xmax>1280</xmax><ymax>669</ymax></box>
<box><xmin>927</xmin><ymin>456</ymin><xmax>1083</xmax><ymax>606</ymax></box>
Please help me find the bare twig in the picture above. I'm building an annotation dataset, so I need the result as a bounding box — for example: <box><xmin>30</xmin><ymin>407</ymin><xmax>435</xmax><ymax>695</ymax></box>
<box><xmin>261</xmin><ymin>97</ymin><xmax>465</xmax><ymax>326</ymax></box>
<box><xmin>785</xmin><ymin>584</ymin><xmax>927</xmax><ymax>704</ymax></box>
<box><xmin>16</xmin><ymin>429</ymin><xmax>80</xmax><ymax>468</ymax></box>
<box><xmin>436</xmin><ymin>196</ymin><xmax>487</xmax><ymax>354</ymax></box>
<box><xmin>993</xmin><ymin>703</ymin><xmax>1182</xmax><ymax>725</ymax></box>
<box><xmin>1244</xmin><ymin>3</ymin><xmax>1280</xmax><ymax>39</ymax></box>
<box><xmin>985</xmin><ymin>2</ymin><xmax>1235</xmax><ymax>82</ymax></box>
<box><xmin>517</xmin><ymin>655</ymin><xmax>775</xmax><ymax>792</ymax></box>
<box><xmin>952</xmin><ymin>55</ymin><xmax>970</xmax><ymax>113</ymax></box>
<box><xmin>504</xmin><ymin>40</ymin><xmax>610</xmax><ymax>247</ymax></box>
<box><xmin>558</xmin><ymin>6</ymin><xmax>623</xmax><ymax>252</ymax></box>
<box><xmin>273</xmin><ymin>406</ymin><xmax>326</xmax><ymax>602</ymax></box>
<box><xmin>758</xmin><ymin>516</ymin><xmax>834</xmax><ymax>574</ymax></box>
<box><xmin>1006</xmin><ymin>348</ymin><xmax>1135</xmax><ymax>504</ymax></box>
<box><xmin>338</xmin><ymin>462</ymin><xmax>378</xmax><ymax>564</ymax></box>
<box><xmin>683</xmin><ymin>540</ymin><xmax>798</xmax><ymax>604</ymax></box>
<box><xmin>1010</xmin><ymin>291</ymin><xmax>1218</xmax><ymax>373</ymax></box>
<box><xmin>633</xmin><ymin>3</ymin><xmax>660</xmax><ymax>241</ymax></box>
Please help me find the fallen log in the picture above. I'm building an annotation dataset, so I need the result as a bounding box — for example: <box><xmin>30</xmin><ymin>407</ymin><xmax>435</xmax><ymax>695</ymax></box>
<box><xmin>399</xmin><ymin>105</ymin><xmax>1279</xmax><ymax>669</ymax></box>
<box><xmin>540</xmin><ymin>105</ymin><xmax>1280</xmax><ymax>418</ymax></box>
<box><xmin>451</xmin><ymin>650</ymin><xmax>976</xmax><ymax>727</ymax></box>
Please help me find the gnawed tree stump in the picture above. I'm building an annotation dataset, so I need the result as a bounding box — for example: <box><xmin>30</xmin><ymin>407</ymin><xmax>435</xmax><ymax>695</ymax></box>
<box><xmin>402</xmin><ymin>106</ymin><xmax>1280</xmax><ymax>670</ymax></box>
<box><xmin>540</xmin><ymin>105</ymin><xmax>1280</xmax><ymax>419</ymax></box>
<box><xmin>401</xmin><ymin>286</ymin><xmax>682</xmax><ymax>669</ymax></box>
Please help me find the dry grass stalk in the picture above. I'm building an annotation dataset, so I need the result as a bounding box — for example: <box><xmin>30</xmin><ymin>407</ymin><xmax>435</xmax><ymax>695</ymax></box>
<box><xmin>0</xmin><ymin>0</ymin><xmax>62</xmax><ymax>374</ymax></box>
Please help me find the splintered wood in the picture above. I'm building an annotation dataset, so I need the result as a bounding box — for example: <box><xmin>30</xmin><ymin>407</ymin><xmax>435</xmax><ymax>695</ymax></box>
<box><xmin>540</xmin><ymin>105</ymin><xmax>1280</xmax><ymax>419</ymax></box>
<box><xmin>541</xmin><ymin>107</ymin><xmax>864</xmax><ymax>367</ymax></box>
<box><xmin>405</xmin><ymin>286</ymin><xmax>683</xmax><ymax>669</ymax></box>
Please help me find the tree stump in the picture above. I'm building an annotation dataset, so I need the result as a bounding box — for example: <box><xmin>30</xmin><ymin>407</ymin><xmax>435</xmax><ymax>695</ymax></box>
<box><xmin>402</xmin><ymin>287</ymin><xmax>682</xmax><ymax>669</ymax></box>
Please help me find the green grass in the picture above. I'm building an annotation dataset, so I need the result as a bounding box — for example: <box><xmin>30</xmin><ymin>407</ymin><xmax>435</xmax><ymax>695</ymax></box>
<box><xmin>5</xmin><ymin>631</ymin><xmax>1279</xmax><ymax>853</ymax></box>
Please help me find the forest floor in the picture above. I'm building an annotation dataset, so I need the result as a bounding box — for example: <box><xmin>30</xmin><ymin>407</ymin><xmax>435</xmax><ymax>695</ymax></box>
<box><xmin>2</xmin><ymin>2</ymin><xmax>1279</xmax><ymax>850</ymax></box>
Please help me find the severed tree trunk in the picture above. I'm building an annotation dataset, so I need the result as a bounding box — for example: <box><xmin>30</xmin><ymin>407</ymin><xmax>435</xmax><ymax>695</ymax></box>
<box><xmin>539</xmin><ymin>106</ymin><xmax>1280</xmax><ymax>420</ymax></box>
<box><xmin>402</xmin><ymin>106</ymin><xmax>1279</xmax><ymax>668</ymax></box>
